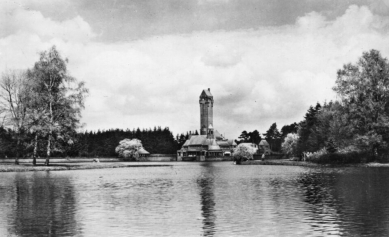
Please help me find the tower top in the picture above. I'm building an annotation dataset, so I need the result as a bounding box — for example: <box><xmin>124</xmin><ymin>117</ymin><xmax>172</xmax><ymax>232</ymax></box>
<box><xmin>200</xmin><ymin>88</ymin><xmax>213</xmax><ymax>98</ymax></box>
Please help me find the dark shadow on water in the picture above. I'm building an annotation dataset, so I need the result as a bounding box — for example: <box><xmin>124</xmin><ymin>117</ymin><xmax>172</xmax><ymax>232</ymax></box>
<box><xmin>297</xmin><ymin>168</ymin><xmax>389</xmax><ymax>236</ymax></box>
<box><xmin>7</xmin><ymin>172</ymin><xmax>79</xmax><ymax>237</ymax></box>
<box><xmin>197</xmin><ymin>162</ymin><xmax>217</xmax><ymax>236</ymax></box>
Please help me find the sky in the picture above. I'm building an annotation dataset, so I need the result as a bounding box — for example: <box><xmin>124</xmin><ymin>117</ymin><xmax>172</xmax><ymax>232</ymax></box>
<box><xmin>1</xmin><ymin>0</ymin><xmax>389</xmax><ymax>139</ymax></box>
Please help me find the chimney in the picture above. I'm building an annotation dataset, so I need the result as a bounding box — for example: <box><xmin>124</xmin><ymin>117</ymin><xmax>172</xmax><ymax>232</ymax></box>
<box><xmin>208</xmin><ymin>88</ymin><xmax>210</xmax><ymax>91</ymax></box>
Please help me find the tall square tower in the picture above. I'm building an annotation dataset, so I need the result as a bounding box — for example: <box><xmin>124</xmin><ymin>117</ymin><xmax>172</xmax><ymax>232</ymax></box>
<box><xmin>199</xmin><ymin>88</ymin><xmax>214</xmax><ymax>135</ymax></box>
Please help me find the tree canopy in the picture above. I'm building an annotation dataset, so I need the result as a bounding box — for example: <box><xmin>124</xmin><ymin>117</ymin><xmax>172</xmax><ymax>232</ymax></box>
<box><xmin>27</xmin><ymin>46</ymin><xmax>88</xmax><ymax>165</ymax></box>
<box><xmin>333</xmin><ymin>49</ymin><xmax>389</xmax><ymax>153</ymax></box>
<box><xmin>281</xmin><ymin>49</ymin><xmax>389</xmax><ymax>162</ymax></box>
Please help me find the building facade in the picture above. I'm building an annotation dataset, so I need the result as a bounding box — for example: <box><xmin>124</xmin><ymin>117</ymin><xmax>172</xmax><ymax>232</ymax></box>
<box><xmin>177</xmin><ymin>89</ymin><xmax>237</xmax><ymax>161</ymax></box>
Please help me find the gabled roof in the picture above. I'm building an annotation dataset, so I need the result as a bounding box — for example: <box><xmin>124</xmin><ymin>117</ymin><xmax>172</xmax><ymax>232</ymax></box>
<box><xmin>217</xmin><ymin>139</ymin><xmax>236</xmax><ymax>146</ymax></box>
<box><xmin>259</xmin><ymin>140</ymin><xmax>270</xmax><ymax>146</ymax></box>
<box><xmin>138</xmin><ymin>147</ymin><xmax>150</xmax><ymax>154</ymax></box>
<box><xmin>200</xmin><ymin>89</ymin><xmax>213</xmax><ymax>98</ymax></box>
<box><xmin>183</xmin><ymin>140</ymin><xmax>190</xmax><ymax>147</ymax></box>
<box><xmin>186</xmin><ymin>135</ymin><xmax>207</xmax><ymax>145</ymax></box>
<box><xmin>217</xmin><ymin>140</ymin><xmax>229</xmax><ymax>146</ymax></box>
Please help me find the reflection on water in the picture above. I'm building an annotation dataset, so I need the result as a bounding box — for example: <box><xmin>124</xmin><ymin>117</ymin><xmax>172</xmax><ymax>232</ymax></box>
<box><xmin>297</xmin><ymin>168</ymin><xmax>389</xmax><ymax>236</ymax></box>
<box><xmin>197</xmin><ymin>163</ymin><xmax>216</xmax><ymax>236</ymax></box>
<box><xmin>0</xmin><ymin>163</ymin><xmax>389</xmax><ymax>236</ymax></box>
<box><xmin>3</xmin><ymin>172</ymin><xmax>79</xmax><ymax>237</ymax></box>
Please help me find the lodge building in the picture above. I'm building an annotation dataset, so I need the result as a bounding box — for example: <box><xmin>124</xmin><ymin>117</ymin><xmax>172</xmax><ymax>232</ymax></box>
<box><xmin>177</xmin><ymin>88</ymin><xmax>237</xmax><ymax>161</ymax></box>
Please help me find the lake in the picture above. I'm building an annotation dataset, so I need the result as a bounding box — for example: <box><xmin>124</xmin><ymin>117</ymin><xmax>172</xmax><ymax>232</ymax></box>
<box><xmin>0</xmin><ymin>162</ymin><xmax>389</xmax><ymax>236</ymax></box>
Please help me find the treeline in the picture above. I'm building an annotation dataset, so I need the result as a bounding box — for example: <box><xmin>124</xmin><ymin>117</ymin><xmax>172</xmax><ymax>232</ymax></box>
<box><xmin>236</xmin><ymin>122</ymin><xmax>298</xmax><ymax>152</ymax></box>
<box><xmin>0</xmin><ymin>127</ymin><xmax>178</xmax><ymax>158</ymax></box>
<box><xmin>282</xmin><ymin>49</ymin><xmax>389</xmax><ymax>163</ymax></box>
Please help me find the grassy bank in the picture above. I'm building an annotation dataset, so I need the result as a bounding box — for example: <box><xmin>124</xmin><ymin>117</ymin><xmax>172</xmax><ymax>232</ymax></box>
<box><xmin>241</xmin><ymin>159</ymin><xmax>389</xmax><ymax>167</ymax></box>
<box><xmin>0</xmin><ymin>161</ymin><xmax>171</xmax><ymax>172</ymax></box>
<box><xmin>242</xmin><ymin>159</ymin><xmax>320</xmax><ymax>167</ymax></box>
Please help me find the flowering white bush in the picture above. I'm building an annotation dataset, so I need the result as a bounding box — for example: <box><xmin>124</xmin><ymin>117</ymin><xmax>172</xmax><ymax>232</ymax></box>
<box><xmin>115</xmin><ymin>138</ymin><xmax>142</xmax><ymax>159</ymax></box>
<box><xmin>233</xmin><ymin>143</ymin><xmax>256</xmax><ymax>160</ymax></box>
<box><xmin>304</xmin><ymin>148</ymin><xmax>328</xmax><ymax>161</ymax></box>
<box><xmin>281</xmin><ymin>133</ymin><xmax>299</xmax><ymax>157</ymax></box>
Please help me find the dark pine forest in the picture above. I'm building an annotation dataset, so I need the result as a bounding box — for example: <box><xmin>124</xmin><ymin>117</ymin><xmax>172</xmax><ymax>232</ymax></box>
<box><xmin>0</xmin><ymin>127</ymin><xmax>179</xmax><ymax>158</ymax></box>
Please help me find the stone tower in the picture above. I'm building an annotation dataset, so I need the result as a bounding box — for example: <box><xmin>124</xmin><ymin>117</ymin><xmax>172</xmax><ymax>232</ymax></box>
<box><xmin>199</xmin><ymin>88</ymin><xmax>214</xmax><ymax>136</ymax></box>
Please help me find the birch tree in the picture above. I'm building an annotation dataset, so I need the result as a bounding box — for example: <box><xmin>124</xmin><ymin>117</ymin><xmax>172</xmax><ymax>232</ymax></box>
<box><xmin>28</xmin><ymin>46</ymin><xmax>88</xmax><ymax>166</ymax></box>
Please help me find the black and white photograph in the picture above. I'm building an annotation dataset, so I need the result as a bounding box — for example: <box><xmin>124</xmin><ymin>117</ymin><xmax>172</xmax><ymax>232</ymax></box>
<box><xmin>1</xmin><ymin>0</ymin><xmax>389</xmax><ymax>236</ymax></box>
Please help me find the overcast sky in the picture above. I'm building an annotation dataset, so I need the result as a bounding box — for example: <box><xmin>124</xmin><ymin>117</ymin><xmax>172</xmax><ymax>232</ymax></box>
<box><xmin>2</xmin><ymin>0</ymin><xmax>389</xmax><ymax>139</ymax></box>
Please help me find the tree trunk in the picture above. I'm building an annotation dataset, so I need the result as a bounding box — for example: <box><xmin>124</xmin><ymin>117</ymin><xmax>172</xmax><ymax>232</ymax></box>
<box><xmin>45</xmin><ymin>134</ymin><xmax>51</xmax><ymax>166</ymax></box>
<box><xmin>45</xmin><ymin>97</ymin><xmax>53</xmax><ymax>166</ymax></box>
<box><xmin>33</xmin><ymin>133</ymin><xmax>38</xmax><ymax>166</ymax></box>
<box><xmin>15</xmin><ymin>137</ymin><xmax>20</xmax><ymax>165</ymax></box>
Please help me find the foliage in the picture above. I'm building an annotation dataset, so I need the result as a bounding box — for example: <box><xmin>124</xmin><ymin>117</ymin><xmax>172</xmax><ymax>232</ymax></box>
<box><xmin>0</xmin><ymin>126</ymin><xmax>178</xmax><ymax>158</ymax></box>
<box><xmin>304</xmin><ymin>148</ymin><xmax>328</xmax><ymax>162</ymax></box>
<box><xmin>248</xmin><ymin>130</ymin><xmax>262</xmax><ymax>144</ymax></box>
<box><xmin>238</xmin><ymin>130</ymin><xmax>249</xmax><ymax>143</ymax></box>
<box><xmin>281</xmin><ymin>133</ymin><xmax>299</xmax><ymax>157</ymax></box>
<box><xmin>0</xmin><ymin>69</ymin><xmax>32</xmax><ymax>163</ymax></box>
<box><xmin>233</xmin><ymin>143</ymin><xmax>256</xmax><ymax>160</ymax></box>
<box><xmin>306</xmin><ymin>150</ymin><xmax>374</xmax><ymax>164</ymax></box>
<box><xmin>27</xmin><ymin>46</ymin><xmax>88</xmax><ymax>165</ymax></box>
<box><xmin>337</xmin><ymin>145</ymin><xmax>362</xmax><ymax>154</ymax></box>
<box><xmin>0</xmin><ymin>46</ymin><xmax>88</xmax><ymax>165</ymax></box>
<box><xmin>280</xmin><ymin>123</ymin><xmax>298</xmax><ymax>138</ymax></box>
<box><xmin>264</xmin><ymin>123</ymin><xmax>281</xmax><ymax>140</ymax></box>
<box><xmin>263</xmin><ymin>123</ymin><xmax>281</xmax><ymax>151</ymax></box>
<box><xmin>296</xmin><ymin>103</ymin><xmax>322</xmax><ymax>153</ymax></box>
<box><xmin>333</xmin><ymin>49</ymin><xmax>389</xmax><ymax>154</ymax></box>
<box><xmin>326</xmin><ymin>138</ymin><xmax>337</xmax><ymax>154</ymax></box>
<box><xmin>237</xmin><ymin>130</ymin><xmax>261</xmax><ymax>144</ymax></box>
<box><xmin>115</xmin><ymin>138</ymin><xmax>142</xmax><ymax>160</ymax></box>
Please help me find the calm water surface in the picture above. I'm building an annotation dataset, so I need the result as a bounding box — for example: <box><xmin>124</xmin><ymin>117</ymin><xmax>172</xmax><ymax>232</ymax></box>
<box><xmin>0</xmin><ymin>162</ymin><xmax>389</xmax><ymax>236</ymax></box>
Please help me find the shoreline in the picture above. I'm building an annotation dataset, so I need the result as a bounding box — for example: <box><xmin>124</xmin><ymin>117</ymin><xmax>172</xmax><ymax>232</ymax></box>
<box><xmin>0</xmin><ymin>161</ymin><xmax>172</xmax><ymax>173</ymax></box>
<box><xmin>242</xmin><ymin>159</ymin><xmax>389</xmax><ymax>167</ymax></box>
<box><xmin>2</xmin><ymin>158</ymin><xmax>389</xmax><ymax>173</ymax></box>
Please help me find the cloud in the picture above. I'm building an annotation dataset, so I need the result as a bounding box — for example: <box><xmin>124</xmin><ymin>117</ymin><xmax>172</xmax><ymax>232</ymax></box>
<box><xmin>1</xmin><ymin>4</ymin><xmax>389</xmax><ymax>139</ymax></box>
<box><xmin>369</xmin><ymin>0</ymin><xmax>389</xmax><ymax>14</ymax></box>
<box><xmin>201</xmin><ymin>43</ymin><xmax>242</xmax><ymax>67</ymax></box>
<box><xmin>0</xmin><ymin>7</ymin><xmax>94</xmax><ymax>42</ymax></box>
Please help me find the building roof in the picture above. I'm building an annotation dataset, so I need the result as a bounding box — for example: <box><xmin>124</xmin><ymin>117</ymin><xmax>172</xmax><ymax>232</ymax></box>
<box><xmin>259</xmin><ymin>140</ymin><xmax>270</xmax><ymax>146</ymax></box>
<box><xmin>218</xmin><ymin>139</ymin><xmax>237</xmax><ymax>146</ymax></box>
<box><xmin>183</xmin><ymin>135</ymin><xmax>236</xmax><ymax>148</ymax></box>
<box><xmin>200</xmin><ymin>89</ymin><xmax>213</xmax><ymax>98</ymax></box>
<box><xmin>183</xmin><ymin>139</ymin><xmax>190</xmax><ymax>147</ymax></box>
<box><xmin>214</xmin><ymin>130</ymin><xmax>222</xmax><ymax>139</ymax></box>
<box><xmin>137</xmin><ymin>147</ymin><xmax>150</xmax><ymax>154</ymax></box>
<box><xmin>186</xmin><ymin>135</ymin><xmax>207</xmax><ymax>145</ymax></box>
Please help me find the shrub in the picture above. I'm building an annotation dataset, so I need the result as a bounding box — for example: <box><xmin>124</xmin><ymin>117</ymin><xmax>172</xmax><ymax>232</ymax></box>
<box><xmin>304</xmin><ymin>148</ymin><xmax>328</xmax><ymax>162</ymax></box>
<box><xmin>233</xmin><ymin>143</ymin><xmax>256</xmax><ymax>160</ymax></box>
<box><xmin>306</xmin><ymin>149</ymin><xmax>374</xmax><ymax>164</ymax></box>
<box><xmin>281</xmin><ymin>133</ymin><xmax>299</xmax><ymax>157</ymax></box>
<box><xmin>115</xmin><ymin>138</ymin><xmax>142</xmax><ymax>160</ymax></box>
<box><xmin>326</xmin><ymin>139</ymin><xmax>337</xmax><ymax>154</ymax></box>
